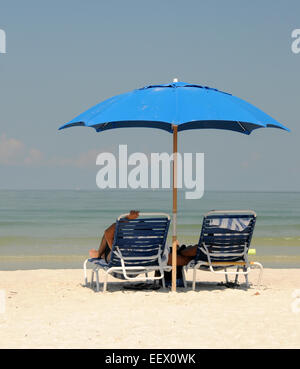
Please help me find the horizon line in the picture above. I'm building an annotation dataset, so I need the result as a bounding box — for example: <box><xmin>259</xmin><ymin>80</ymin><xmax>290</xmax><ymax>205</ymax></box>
<box><xmin>0</xmin><ymin>188</ymin><xmax>300</xmax><ymax>193</ymax></box>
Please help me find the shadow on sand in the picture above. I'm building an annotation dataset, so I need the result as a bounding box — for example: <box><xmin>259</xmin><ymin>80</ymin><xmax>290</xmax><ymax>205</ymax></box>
<box><xmin>80</xmin><ymin>279</ymin><xmax>252</xmax><ymax>294</ymax></box>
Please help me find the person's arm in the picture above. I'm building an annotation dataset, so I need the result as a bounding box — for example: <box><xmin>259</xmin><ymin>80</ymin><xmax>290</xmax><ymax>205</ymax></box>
<box><xmin>89</xmin><ymin>211</ymin><xmax>140</xmax><ymax>257</ymax></box>
<box><xmin>89</xmin><ymin>234</ymin><xmax>107</xmax><ymax>258</ymax></box>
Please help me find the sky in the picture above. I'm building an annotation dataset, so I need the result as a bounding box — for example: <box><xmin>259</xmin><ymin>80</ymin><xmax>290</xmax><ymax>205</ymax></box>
<box><xmin>0</xmin><ymin>0</ymin><xmax>299</xmax><ymax>191</ymax></box>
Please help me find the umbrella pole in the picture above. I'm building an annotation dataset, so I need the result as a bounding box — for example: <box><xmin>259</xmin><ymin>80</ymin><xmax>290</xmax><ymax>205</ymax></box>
<box><xmin>172</xmin><ymin>125</ymin><xmax>178</xmax><ymax>292</ymax></box>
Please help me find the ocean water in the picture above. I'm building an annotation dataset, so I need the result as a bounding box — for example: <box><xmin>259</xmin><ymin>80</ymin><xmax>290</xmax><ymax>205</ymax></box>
<box><xmin>0</xmin><ymin>190</ymin><xmax>300</xmax><ymax>270</ymax></box>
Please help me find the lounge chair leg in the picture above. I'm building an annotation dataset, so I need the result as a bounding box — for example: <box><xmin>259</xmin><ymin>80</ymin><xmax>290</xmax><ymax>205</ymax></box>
<box><xmin>83</xmin><ymin>259</ymin><xmax>88</xmax><ymax>286</ymax></box>
<box><xmin>235</xmin><ymin>267</ymin><xmax>240</xmax><ymax>284</ymax></box>
<box><xmin>224</xmin><ymin>268</ymin><xmax>229</xmax><ymax>284</ymax></box>
<box><xmin>252</xmin><ymin>262</ymin><xmax>263</xmax><ymax>289</ymax></box>
<box><xmin>103</xmin><ymin>273</ymin><xmax>108</xmax><ymax>293</ymax></box>
<box><xmin>245</xmin><ymin>275</ymin><xmax>249</xmax><ymax>288</ymax></box>
<box><xmin>192</xmin><ymin>268</ymin><xmax>197</xmax><ymax>291</ymax></box>
<box><xmin>244</xmin><ymin>267</ymin><xmax>250</xmax><ymax>288</ymax></box>
<box><xmin>162</xmin><ymin>275</ymin><xmax>166</xmax><ymax>289</ymax></box>
<box><xmin>91</xmin><ymin>271</ymin><xmax>95</xmax><ymax>290</ymax></box>
<box><xmin>182</xmin><ymin>267</ymin><xmax>187</xmax><ymax>288</ymax></box>
<box><xmin>95</xmin><ymin>270</ymin><xmax>100</xmax><ymax>292</ymax></box>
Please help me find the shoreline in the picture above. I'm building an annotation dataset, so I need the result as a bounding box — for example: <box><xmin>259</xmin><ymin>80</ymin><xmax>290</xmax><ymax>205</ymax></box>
<box><xmin>1</xmin><ymin>253</ymin><xmax>300</xmax><ymax>270</ymax></box>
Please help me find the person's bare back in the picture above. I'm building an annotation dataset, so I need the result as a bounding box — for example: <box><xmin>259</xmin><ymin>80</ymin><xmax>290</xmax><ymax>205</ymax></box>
<box><xmin>89</xmin><ymin>210</ymin><xmax>140</xmax><ymax>260</ymax></box>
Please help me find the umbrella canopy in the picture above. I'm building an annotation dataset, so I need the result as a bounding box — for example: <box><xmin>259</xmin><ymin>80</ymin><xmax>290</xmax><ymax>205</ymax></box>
<box><xmin>59</xmin><ymin>81</ymin><xmax>288</xmax><ymax>134</ymax></box>
<box><xmin>59</xmin><ymin>81</ymin><xmax>289</xmax><ymax>291</ymax></box>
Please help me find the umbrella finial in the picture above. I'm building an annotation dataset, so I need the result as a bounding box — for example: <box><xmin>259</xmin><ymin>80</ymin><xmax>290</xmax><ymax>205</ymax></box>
<box><xmin>173</xmin><ymin>78</ymin><xmax>178</xmax><ymax>83</ymax></box>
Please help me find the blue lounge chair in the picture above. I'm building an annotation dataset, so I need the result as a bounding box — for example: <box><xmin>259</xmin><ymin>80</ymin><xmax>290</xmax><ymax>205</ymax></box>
<box><xmin>83</xmin><ymin>213</ymin><xmax>171</xmax><ymax>292</ymax></box>
<box><xmin>185</xmin><ymin>210</ymin><xmax>263</xmax><ymax>290</ymax></box>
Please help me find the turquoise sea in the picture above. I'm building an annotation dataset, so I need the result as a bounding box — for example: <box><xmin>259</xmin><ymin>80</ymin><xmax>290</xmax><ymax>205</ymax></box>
<box><xmin>0</xmin><ymin>190</ymin><xmax>300</xmax><ymax>270</ymax></box>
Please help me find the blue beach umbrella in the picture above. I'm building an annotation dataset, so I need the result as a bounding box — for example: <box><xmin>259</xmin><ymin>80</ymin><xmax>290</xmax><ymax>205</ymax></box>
<box><xmin>59</xmin><ymin>80</ymin><xmax>289</xmax><ymax>291</ymax></box>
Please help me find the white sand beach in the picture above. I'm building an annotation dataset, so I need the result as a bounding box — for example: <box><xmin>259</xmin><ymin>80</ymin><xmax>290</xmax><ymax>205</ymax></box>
<box><xmin>0</xmin><ymin>268</ymin><xmax>300</xmax><ymax>349</ymax></box>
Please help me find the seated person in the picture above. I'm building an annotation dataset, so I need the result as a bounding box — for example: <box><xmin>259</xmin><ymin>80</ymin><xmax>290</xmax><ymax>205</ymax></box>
<box><xmin>174</xmin><ymin>243</ymin><xmax>198</xmax><ymax>265</ymax></box>
<box><xmin>89</xmin><ymin>210</ymin><xmax>198</xmax><ymax>267</ymax></box>
<box><xmin>89</xmin><ymin>210</ymin><xmax>140</xmax><ymax>263</ymax></box>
